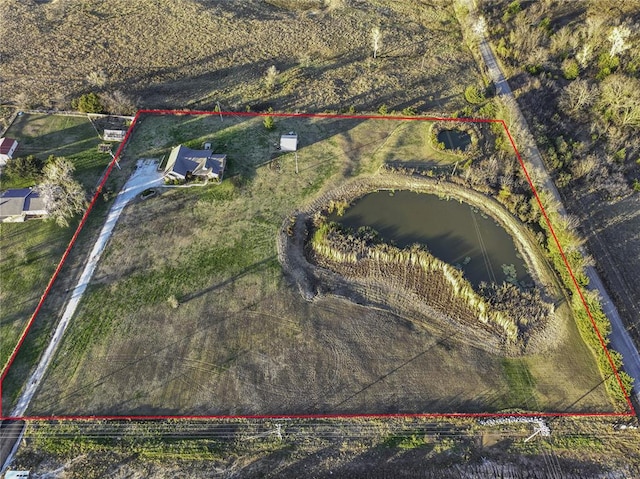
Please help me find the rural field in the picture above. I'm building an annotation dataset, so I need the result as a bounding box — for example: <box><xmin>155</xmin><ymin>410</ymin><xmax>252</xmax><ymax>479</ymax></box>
<box><xmin>0</xmin><ymin>113</ymin><xmax>113</xmax><ymax>385</ymax></box>
<box><xmin>1</xmin><ymin>0</ymin><xmax>637</xmax><ymax>475</ymax></box>
<box><xmin>0</xmin><ymin>0</ymin><xmax>479</xmax><ymax>118</ymax></box>
<box><xmin>20</xmin><ymin>112</ymin><xmax>614</xmax><ymax>417</ymax></box>
<box><xmin>8</xmin><ymin>416</ymin><xmax>640</xmax><ymax>478</ymax></box>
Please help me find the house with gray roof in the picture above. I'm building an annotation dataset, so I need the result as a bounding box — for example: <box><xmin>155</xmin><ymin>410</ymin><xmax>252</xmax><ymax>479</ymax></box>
<box><xmin>0</xmin><ymin>188</ymin><xmax>47</xmax><ymax>222</ymax></box>
<box><xmin>163</xmin><ymin>145</ymin><xmax>226</xmax><ymax>183</ymax></box>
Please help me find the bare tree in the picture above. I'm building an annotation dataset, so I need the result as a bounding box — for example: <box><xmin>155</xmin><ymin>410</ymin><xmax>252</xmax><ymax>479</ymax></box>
<box><xmin>576</xmin><ymin>43</ymin><xmax>592</xmax><ymax>68</ymax></box>
<box><xmin>102</xmin><ymin>90</ymin><xmax>137</xmax><ymax>115</ymax></box>
<box><xmin>86</xmin><ymin>69</ymin><xmax>108</xmax><ymax>88</ymax></box>
<box><xmin>598</xmin><ymin>74</ymin><xmax>640</xmax><ymax>128</ymax></box>
<box><xmin>608</xmin><ymin>25</ymin><xmax>631</xmax><ymax>58</ymax></box>
<box><xmin>37</xmin><ymin>157</ymin><xmax>87</xmax><ymax>227</ymax></box>
<box><xmin>371</xmin><ymin>26</ymin><xmax>382</xmax><ymax>59</ymax></box>
<box><xmin>264</xmin><ymin>65</ymin><xmax>279</xmax><ymax>91</ymax></box>
<box><xmin>571</xmin><ymin>153</ymin><xmax>599</xmax><ymax>181</ymax></box>
<box><xmin>559</xmin><ymin>79</ymin><xmax>598</xmax><ymax>118</ymax></box>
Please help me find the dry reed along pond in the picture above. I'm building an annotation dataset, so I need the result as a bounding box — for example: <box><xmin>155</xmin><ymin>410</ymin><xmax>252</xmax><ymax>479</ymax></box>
<box><xmin>330</xmin><ymin>191</ymin><xmax>531</xmax><ymax>288</ymax></box>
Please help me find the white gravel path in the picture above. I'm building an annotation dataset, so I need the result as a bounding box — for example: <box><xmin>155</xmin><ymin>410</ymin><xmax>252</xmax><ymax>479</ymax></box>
<box><xmin>11</xmin><ymin>159</ymin><xmax>163</xmax><ymax>417</ymax></box>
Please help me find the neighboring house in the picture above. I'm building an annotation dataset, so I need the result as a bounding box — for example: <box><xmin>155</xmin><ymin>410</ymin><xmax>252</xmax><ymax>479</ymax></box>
<box><xmin>0</xmin><ymin>137</ymin><xmax>18</xmax><ymax>165</ymax></box>
<box><xmin>0</xmin><ymin>188</ymin><xmax>48</xmax><ymax>222</ymax></box>
<box><xmin>163</xmin><ymin>145</ymin><xmax>226</xmax><ymax>182</ymax></box>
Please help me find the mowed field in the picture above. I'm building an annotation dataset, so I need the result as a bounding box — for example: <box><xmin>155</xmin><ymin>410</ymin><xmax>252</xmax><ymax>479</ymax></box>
<box><xmin>25</xmin><ymin>113</ymin><xmax>613</xmax><ymax>416</ymax></box>
<box><xmin>0</xmin><ymin>114</ymin><xmax>112</xmax><ymax>378</ymax></box>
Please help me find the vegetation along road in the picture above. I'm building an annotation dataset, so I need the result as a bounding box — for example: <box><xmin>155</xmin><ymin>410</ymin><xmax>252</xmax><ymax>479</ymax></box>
<box><xmin>462</xmin><ymin>0</ymin><xmax>640</xmax><ymax>404</ymax></box>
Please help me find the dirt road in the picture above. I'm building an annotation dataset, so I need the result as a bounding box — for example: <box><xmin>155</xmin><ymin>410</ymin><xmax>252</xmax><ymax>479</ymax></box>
<box><xmin>10</xmin><ymin>160</ymin><xmax>162</xmax><ymax>418</ymax></box>
<box><xmin>461</xmin><ymin>0</ymin><xmax>640</xmax><ymax>405</ymax></box>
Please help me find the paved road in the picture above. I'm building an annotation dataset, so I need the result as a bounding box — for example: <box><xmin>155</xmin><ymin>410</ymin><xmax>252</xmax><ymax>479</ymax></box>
<box><xmin>462</xmin><ymin>0</ymin><xmax>640</xmax><ymax>405</ymax></box>
<box><xmin>10</xmin><ymin>160</ymin><xmax>163</xmax><ymax>418</ymax></box>
<box><xmin>0</xmin><ymin>420</ymin><xmax>25</xmax><ymax>474</ymax></box>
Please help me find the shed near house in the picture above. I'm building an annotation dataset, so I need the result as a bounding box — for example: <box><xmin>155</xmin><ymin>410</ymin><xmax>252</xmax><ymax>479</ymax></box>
<box><xmin>280</xmin><ymin>133</ymin><xmax>298</xmax><ymax>152</ymax></box>
<box><xmin>0</xmin><ymin>137</ymin><xmax>18</xmax><ymax>165</ymax></box>
<box><xmin>163</xmin><ymin>145</ymin><xmax>226</xmax><ymax>183</ymax></box>
<box><xmin>103</xmin><ymin>129</ymin><xmax>126</xmax><ymax>142</ymax></box>
<box><xmin>5</xmin><ymin>471</ymin><xmax>30</xmax><ymax>478</ymax></box>
<box><xmin>0</xmin><ymin>188</ymin><xmax>48</xmax><ymax>222</ymax></box>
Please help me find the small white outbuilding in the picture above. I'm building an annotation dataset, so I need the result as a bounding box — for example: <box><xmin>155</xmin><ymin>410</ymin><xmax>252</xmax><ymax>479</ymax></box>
<box><xmin>280</xmin><ymin>133</ymin><xmax>298</xmax><ymax>152</ymax></box>
<box><xmin>5</xmin><ymin>471</ymin><xmax>30</xmax><ymax>479</ymax></box>
<box><xmin>103</xmin><ymin>129</ymin><xmax>126</xmax><ymax>142</ymax></box>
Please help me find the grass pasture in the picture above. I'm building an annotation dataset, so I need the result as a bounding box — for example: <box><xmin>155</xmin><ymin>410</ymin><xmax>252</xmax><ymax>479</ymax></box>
<box><xmin>19</xmin><ymin>112</ymin><xmax>614</xmax><ymax>417</ymax></box>
<box><xmin>0</xmin><ymin>113</ymin><xmax>112</xmax><ymax>390</ymax></box>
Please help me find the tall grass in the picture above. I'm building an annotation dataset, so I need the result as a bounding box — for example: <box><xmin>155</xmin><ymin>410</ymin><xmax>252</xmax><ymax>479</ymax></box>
<box><xmin>311</xmin><ymin>219</ymin><xmax>519</xmax><ymax>343</ymax></box>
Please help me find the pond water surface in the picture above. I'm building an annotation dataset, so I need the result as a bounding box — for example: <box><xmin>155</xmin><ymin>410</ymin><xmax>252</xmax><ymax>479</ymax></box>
<box><xmin>437</xmin><ymin>129</ymin><xmax>471</xmax><ymax>150</ymax></box>
<box><xmin>330</xmin><ymin>190</ymin><xmax>531</xmax><ymax>288</ymax></box>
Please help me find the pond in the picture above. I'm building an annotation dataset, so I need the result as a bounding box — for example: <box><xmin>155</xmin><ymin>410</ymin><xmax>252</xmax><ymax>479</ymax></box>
<box><xmin>329</xmin><ymin>190</ymin><xmax>531</xmax><ymax>288</ymax></box>
<box><xmin>437</xmin><ymin>129</ymin><xmax>471</xmax><ymax>151</ymax></box>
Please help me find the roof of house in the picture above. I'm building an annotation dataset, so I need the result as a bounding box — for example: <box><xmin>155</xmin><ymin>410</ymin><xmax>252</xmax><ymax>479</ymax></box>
<box><xmin>164</xmin><ymin>145</ymin><xmax>226</xmax><ymax>178</ymax></box>
<box><xmin>0</xmin><ymin>137</ymin><xmax>17</xmax><ymax>154</ymax></box>
<box><xmin>0</xmin><ymin>188</ymin><xmax>45</xmax><ymax>218</ymax></box>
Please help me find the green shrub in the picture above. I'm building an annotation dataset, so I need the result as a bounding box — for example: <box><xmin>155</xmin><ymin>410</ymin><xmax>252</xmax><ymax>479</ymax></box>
<box><xmin>5</xmin><ymin>155</ymin><xmax>43</xmax><ymax>180</ymax></box>
<box><xmin>378</xmin><ymin>104</ymin><xmax>388</xmax><ymax>115</ymax></box>
<box><xmin>562</xmin><ymin>59</ymin><xmax>579</xmax><ymax>80</ymax></box>
<box><xmin>502</xmin><ymin>0</ymin><xmax>521</xmax><ymax>22</ymax></box>
<box><xmin>464</xmin><ymin>85</ymin><xmax>486</xmax><ymax>105</ymax></box>
<box><xmin>506</xmin><ymin>0</ymin><xmax>521</xmax><ymax>15</ymax></box>
<box><xmin>538</xmin><ymin>17</ymin><xmax>551</xmax><ymax>34</ymax></box>
<box><xmin>496</xmin><ymin>38</ymin><xmax>511</xmax><ymax>59</ymax></box>
<box><xmin>72</xmin><ymin>92</ymin><xmax>104</xmax><ymax>113</ymax></box>
<box><xmin>596</xmin><ymin>53</ymin><xmax>619</xmax><ymax>80</ymax></box>
<box><xmin>401</xmin><ymin>106</ymin><xmax>417</xmax><ymax>116</ymax></box>
<box><xmin>525</xmin><ymin>64</ymin><xmax>542</xmax><ymax>75</ymax></box>
<box><xmin>263</xmin><ymin>115</ymin><xmax>275</xmax><ymax>130</ymax></box>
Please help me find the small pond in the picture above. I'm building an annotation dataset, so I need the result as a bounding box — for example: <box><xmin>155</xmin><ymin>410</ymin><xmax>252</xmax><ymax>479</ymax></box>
<box><xmin>329</xmin><ymin>190</ymin><xmax>531</xmax><ymax>288</ymax></box>
<box><xmin>437</xmin><ymin>129</ymin><xmax>471</xmax><ymax>151</ymax></box>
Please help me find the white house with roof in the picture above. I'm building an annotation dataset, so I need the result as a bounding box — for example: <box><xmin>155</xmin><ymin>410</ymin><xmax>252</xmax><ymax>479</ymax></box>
<box><xmin>0</xmin><ymin>188</ymin><xmax>48</xmax><ymax>222</ymax></box>
<box><xmin>163</xmin><ymin>145</ymin><xmax>226</xmax><ymax>183</ymax></box>
<box><xmin>0</xmin><ymin>137</ymin><xmax>18</xmax><ymax>165</ymax></box>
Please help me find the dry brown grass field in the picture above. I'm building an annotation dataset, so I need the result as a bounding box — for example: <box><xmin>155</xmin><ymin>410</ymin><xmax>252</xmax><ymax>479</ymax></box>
<box><xmin>0</xmin><ymin>0</ymin><xmax>478</xmax><ymax>116</ymax></box>
<box><xmin>21</xmin><ymin>113</ymin><xmax>613</xmax><ymax>417</ymax></box>
<box><xmin>8</xmin><ymin>416</ymin><xmax>640</xmax><ymax>478</ymax></box>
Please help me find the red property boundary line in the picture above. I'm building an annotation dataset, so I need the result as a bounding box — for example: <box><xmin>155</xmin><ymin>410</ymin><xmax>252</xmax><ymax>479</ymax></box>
<box><xmin>0</xmin><ymin>109</ymin><xmax>635</xmax><ymax>421</ymax></box>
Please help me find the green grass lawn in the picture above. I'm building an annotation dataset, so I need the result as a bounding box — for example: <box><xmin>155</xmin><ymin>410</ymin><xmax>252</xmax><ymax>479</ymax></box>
<box><xmin>1</xmin><ymin>113</ymin><xmax>113</xmax><ymax>377</ymax></box>
<box><xmin>2</xmin><ymin>113</ymin><xmax>112</xmax><ymax>189</ymax></box>
<box><xmin>23</xmin><ymin>113</ymin><xmax>613</xmax><ymax>417</ymax></box>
